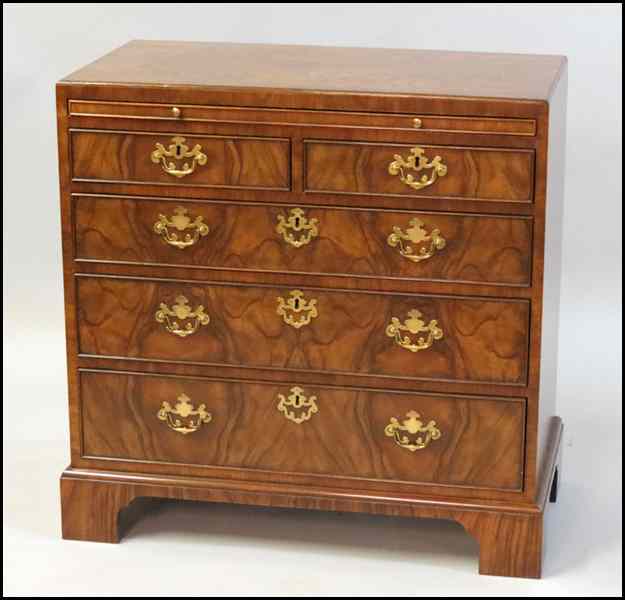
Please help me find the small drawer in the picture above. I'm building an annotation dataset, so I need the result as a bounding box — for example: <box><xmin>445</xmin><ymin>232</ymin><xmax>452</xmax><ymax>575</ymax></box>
<box><xmin>75</xmin><ymin>196</ymin><xmax>533</xmax><ymax>286</ymax></box>
<box><xmin>76</xmin><ymin>276</ymin><xmax>530</xmax><ymax>386</ymax></box>
<box><xmin>69</xmin><ymin>100</ymin><xmax>536</xmax><ymax>136</ymax></box>
<box><xmin>305</xmin><ymin>140</ymin><xmax>534</xmax><ymax>203</ymax></box>
<box><xmin>70</xmin><ymin>130</ymin><xmax>290</xmax><ymax>190</ymax></box>
<box><xmin>80</xmin><ymin>371</ymin><xmax>526</xmax><ymax>491</ymax></box>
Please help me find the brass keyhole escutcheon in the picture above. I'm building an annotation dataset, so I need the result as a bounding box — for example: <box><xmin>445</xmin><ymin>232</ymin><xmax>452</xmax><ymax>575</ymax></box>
<box><xmin>388</xmin><ymin>146</ymin><xmax>447</xmax><ymax>191</ymax></box>
<box><xmin>276</xmin><ymin>208</ymin><xmax>319</xmax><ymax>248</ymax></box>
<box><xmin>276</xmin><ymin>290</ymin><xmax>318</xmax><ymax>329</ymax></box>
<box><xmin>277</xmin><ymin>386</ymin><xmax>318</xmax><ymax>424</ymax></box>
<box><xmin>150</xmin><ymin>136</ymin><xmax>208</xmax><ymax>178</ymax></box>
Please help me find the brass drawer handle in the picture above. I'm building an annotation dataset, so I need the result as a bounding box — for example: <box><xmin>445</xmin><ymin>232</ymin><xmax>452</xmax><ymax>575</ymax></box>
<box><xmin>388</xmin><ymin>146</ymin><xmax>447</xmax><ymax>191</ymax></box>
<box><xmin>276</xmin><ymin>208</ymin><xmax>319</xmax><ymax>248</ymax></box>
<box><xmin>277</xmin><ymin>386</ymin><xmax>318</xmax><ymax>424</ymax></box>
<box><xmin>386</xmin><ymin>309</ymin><xmax>443</xmax><ymax>353</ymax></box>
<box><xmin>150</xmin><ymin>136</ymin><xmax>207</xmax><ymax>178</ymax></box>
<box><xmin>155</xmin><ymin>295</ymin><xmax>210</xmax><ymax>338</ymax></box>
<box><xmin>157</xmin><ymin>393</ymin><xmax>212</xmax><ymax>434</ymax></box>
<box><xmin>276</xmin><ymin>290</ymin><xmax>318</xmax><ymax>329</ymax></box>
<box><xmin>153</xmin><ymin>206</ymin><xmax>210</xmax><ymax>249</ymax></box>
<box><xmin>385</xmin><ymin>410</ymin><xmax>441</xmax><ymax>451</ymax></box>
<box><xmin>387</xmin><ymin>217</ymin><xmax>446</xmax><ymax>263</ymax></box>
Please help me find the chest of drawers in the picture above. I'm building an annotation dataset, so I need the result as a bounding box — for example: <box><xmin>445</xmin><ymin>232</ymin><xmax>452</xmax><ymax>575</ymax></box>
<box><xmin>57</xmin><ymin>41</ymin><xmax>566</xmax><ymax>578</ymax></box>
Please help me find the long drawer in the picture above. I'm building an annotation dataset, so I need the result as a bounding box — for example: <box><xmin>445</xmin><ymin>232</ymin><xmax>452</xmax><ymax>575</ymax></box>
<box><xmin>80</xmin><ymin>371</ymin><xmax>526</xmax><ymax>491</ymax></box>
<box><xmin>76</xmin><ymin>276</ymin><xmax>530</xmax><ymax>385</ymax></box>
<box><xmin>74</xmin><ymin>196</ymin><xmax>533</xmax><ymax>286</ymax></box>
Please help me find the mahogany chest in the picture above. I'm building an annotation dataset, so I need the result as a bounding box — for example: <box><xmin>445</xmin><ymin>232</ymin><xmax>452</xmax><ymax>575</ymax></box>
<box><xmin>57</xmin><ymin>41</ymin><xmax>566</xmax><ymax>578</ymax></box>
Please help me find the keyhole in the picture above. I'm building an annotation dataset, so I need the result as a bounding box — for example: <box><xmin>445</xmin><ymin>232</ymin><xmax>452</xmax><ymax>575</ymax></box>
<box><xmin>293</xmin><ymin>394</ymin><xmax>301</xmax><ymax>407</ymax></box>
<box><xmin>174</xmin><ymin>143</ymin><xmax>183</xmax><ymax>158</ymax></box>
<box><xmin>294</xmin><ymin>298</ymin><xmax>300</xmax><ymax>310</ymax></box>
<box><xmin>295</xmin><ymin>217</ymin><xmax>300</xmax><ymax>228</ymax></box>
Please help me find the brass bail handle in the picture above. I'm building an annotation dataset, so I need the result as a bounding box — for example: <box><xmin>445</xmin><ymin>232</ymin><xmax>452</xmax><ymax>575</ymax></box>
<box><xmin>157</xmin><ymin>393</ymin><xmax>212</xmax><ymax>434</ymax></box>
<box><xmin>388</xmin><ymin>146</ymin><xmax>448</xmax><ymax>191</ymax></box>
<box><xmin>153</xmin><ymin>206</ymin><xmax>210</xmax><ymax>249</ymax></box>
<box><xmin>385</xmin><ymin>309</ymin><xmax>443</xmax><ymax>353</ymax></box>
<box><xmin>151</xmin><ymin>136</ymin><xmax>207</xmax><ymax>178</ymax></box>
<box><xmin>155</xmin><ymin>295</ymin><xmax>210</xmax><ymax>338</ymax></box>
<box><xmin>387</xmin><ymin>217</ymin><xmax>446</xmax><ymax>263</ymax></box>
<box><xmin>384</xmin><ymin>410</ymin><xmax>442</xmax><ymax>451</ymax></box>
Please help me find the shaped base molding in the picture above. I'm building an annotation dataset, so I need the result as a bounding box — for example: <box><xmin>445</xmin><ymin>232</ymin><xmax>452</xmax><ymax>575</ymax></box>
<box><xmin>61</xmin><ymin>418</ymin><xmax>562</xmax><ymax>579</ymax></box>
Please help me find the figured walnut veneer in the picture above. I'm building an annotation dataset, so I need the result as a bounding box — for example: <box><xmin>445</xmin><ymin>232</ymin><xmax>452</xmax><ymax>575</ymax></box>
<box><xmin>76</xmin><ymin>276</ymin><xmax>530</xmax><ymax>385</ymax></box>
<box><xmin>74</xmin><ymin>196</ymin><xmax>533</xmax><ymax>286</ymax></box>
<box><xmin>305</xmin><ymin>142</ymin><xmax>534</xmax><ymax>203</ymax></box>
<box><xmin>57</xmin><ymin>41</ymin><xmax>567</xmax><ymax>578</ymax></box>
<box><xmin>71</xmin><ymin>130</ymin><xmax>290</xmax><ymax>190</ymax></box>
<box><xmin>80</xmin><ymin>371</ymin><xmax>526</xmax><ymax>491</ymax></box>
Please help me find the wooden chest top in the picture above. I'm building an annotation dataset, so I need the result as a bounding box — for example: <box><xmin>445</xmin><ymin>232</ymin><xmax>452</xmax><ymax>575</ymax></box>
<box><xmin>62</xmin><ymin>40</ymin><xmax>566</xmax><ymax>101</ymax></box>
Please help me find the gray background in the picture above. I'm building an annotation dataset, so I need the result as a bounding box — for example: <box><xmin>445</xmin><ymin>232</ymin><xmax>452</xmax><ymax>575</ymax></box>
<box><xmin>3</xmin><ymin>3</ymin><xmax>622</xmax><ymax>596</ymax></box>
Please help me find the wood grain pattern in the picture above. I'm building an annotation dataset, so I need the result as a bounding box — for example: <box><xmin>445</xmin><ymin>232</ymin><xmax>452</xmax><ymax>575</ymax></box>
<box><xmin>68</xmin><ymin>100</ymin><xmax>537</xmax><ymax>136</ymax></box>
<box><xmin>76</xmin><ymin>276</ymin><xmax>530</xmax><ymax>385</ymax></box>
<box><xmin>62</xmin><ymin>40</ymin><xmax>566</xmax><ymax>101</ymax></box>
<box><xmin>56</xmin><ymin>42</ymin><xmax>568</xmax><ymax>577</ymax></box>
<box><xmin>74</xmin><ymin>195</ymin><xmax>533</xmax><ymax>286</ymax></box>
<box><xmin>60</xmin><ymin>418</ymin><xmax>563</xmax><ymax>578</ymax></box>
<box><xmin>305</xmin><ymin>141</ymin><xmax>534</xmax><ymax>202</ymax></box>
<box><xmin>70</xmin><ymin>130</ymin><xmax>290</xmax><ymax>190</ymax></box>
<box><xmin>80</xmin><ymin>371</ymin><xmax>525</xmax><ymax>491</ymax></box>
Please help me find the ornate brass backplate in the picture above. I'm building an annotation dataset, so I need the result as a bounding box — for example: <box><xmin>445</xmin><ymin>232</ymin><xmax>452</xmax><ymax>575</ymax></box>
<box><xmin>277</xmin><ymin>386</ymin><xmax>319</xmax><ymax>424</ymax></box>
<box><xmin>157</xmin><ymin>393</ymin><xmax>212</xmax><ymax>434</ymax></box>
<box><xmin>385</xmin><ymin>309</ymin><xmax>443</xmax><ymax>353</ymax></box>
<box><xmin>276</xmin><ymin>290</ymin><xmax>318</xmax><ymax>329</ymax></box>
<box><xmin>276</xmin><ymin>208</ymin><xmax>319</xmax><ymax>248</ymax></box>
<box><xmin>384</xmin><ymin>410</ymin><xmax>441</xmax><ymax>451</ymax></box>
<box><xmin>387</xmin><ymin>217</ymin><xmax>446</xmax><ymax>263</ymax></box>
<box><xmin>388</xmin><ymin>146</ymin><xmax>448</xmax><ymax>191</ymax></box>
<box><xmin>155</xmin><ymin>295</ymin><xmax>210</xmax><ymax>338</ymax></box>
<box><xmin>153</xmin><ymin>206</ymin><xmax>210</xmax><ymax>249</ymax></box>
<box><xmin>150</xmin><ymin>136</ymin><xmax>207</xmax><ymax>178</ymax></box>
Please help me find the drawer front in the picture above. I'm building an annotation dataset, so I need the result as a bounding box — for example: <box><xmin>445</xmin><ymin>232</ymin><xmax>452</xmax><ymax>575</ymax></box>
<box><xmin>70</xmin><ymin>130</ymin><xmax>290</xmax><ymax>190</ymax></box>
<box><xmin>305</xmin><ymin>141</ymin><xmax>534</xmax><ymax>203</ymax></box>
<box><xmin>69</xmin><ymin>100</ymin><xmax>536</xmax><ymax>136</ymax></box>
<box><xmin>77</xmin><ymin>277</ymin><xmax>530</xmax><ymax>385</ymax></box>
<box><xmin>75</xmin><ymin>196</ymin><xmax>533</xmax><ymax>286</ymax></box>
<box><xmin>80</xmin><ymin>371</ymin><xmax>526</xmax><ymax>491</ymax></box>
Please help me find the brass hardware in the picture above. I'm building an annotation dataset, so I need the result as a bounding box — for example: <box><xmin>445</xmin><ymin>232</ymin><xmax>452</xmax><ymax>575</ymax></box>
<box><xmin>153</xmin><ymin>206</ymin><xmax>210</xmax><ymax>249</ymax></box>
<box><xmin>277</xmin><ymin>386</ymin><xmax>318</xmax><ymax>424</ymax></box>
<box><xmin>386</xmin><ymin>309</ymin><xmax>443</xmax><ymax>353</ymax></box>
<box><xmin>276</xmin><ymin>290</ymin><xmax>318</xmax><ymax>329</ymax></box>
<box><xmin>384</xmin><ymin>410</ymin><xmax>441</xmax><ymax>451</ymax></box>
<box><xmin>388</xmin><ymin>146</ymin><xmax>448</xmax><ymax>191</ymax></box>
<box><xmin>276</xmin><ymin>208</ymin><xmax>319</xmax><ymax>248</ymax></box>
<box><xmin>157</xmin><ymin>393</ymin><xmax>212</xmax><ymax>434</ymax></box>
<box><xmin>387</xmin><ymin>217</ymin><xmax>446</xmax><ymax>263</ymax></box>
<box><xmin>150</xmin><ymin>136</ymin><xmax>207</xmax><ymax>178</ymax></box>
<box><xmin>155</xmin><ymin>295</ymin><xmax>210</xmax><ymax>338</ymax></box>
<box><xmin>413</xmin><ymin>117</ymin><xmax>422</xmax><ymax>129</ymax></box>
<box><xmin>171</xmin><ymin>106</ymin><xmax>181</xmax><ymax>118</ymax></box>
